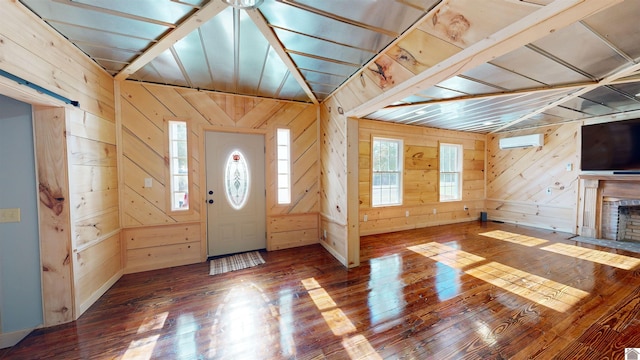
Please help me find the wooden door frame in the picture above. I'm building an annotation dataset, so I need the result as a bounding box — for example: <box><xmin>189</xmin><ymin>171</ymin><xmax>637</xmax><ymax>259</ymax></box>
<box><xmin>198</xmin><ymin>126</ymin><xmax>268</xmax><ymax>261</ymax></box>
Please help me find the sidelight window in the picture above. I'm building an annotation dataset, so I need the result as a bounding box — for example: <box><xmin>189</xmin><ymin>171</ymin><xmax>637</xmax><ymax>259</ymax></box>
<box><xmin>168</xmin><ymin>120</ymin><xmax>189</xmax><ymax>211</ymax></box>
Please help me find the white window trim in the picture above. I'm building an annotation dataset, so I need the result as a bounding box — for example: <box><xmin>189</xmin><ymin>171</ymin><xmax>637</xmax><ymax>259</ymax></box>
<box><xmin>371</xmin><ymin>137</ymin><xmax>403</xmax><ymax>207</ymax></box>
<box><xmin>439</xmin><ymin>142</ymin><xmax>463</xmax><ymax>202</ymax></box>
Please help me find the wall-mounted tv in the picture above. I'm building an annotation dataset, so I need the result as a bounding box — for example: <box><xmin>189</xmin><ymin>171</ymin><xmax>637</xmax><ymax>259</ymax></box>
<box><xmin>581</xmin><ymin>118</ymin><xmax>640</xmax><ymax>172</ymax></box>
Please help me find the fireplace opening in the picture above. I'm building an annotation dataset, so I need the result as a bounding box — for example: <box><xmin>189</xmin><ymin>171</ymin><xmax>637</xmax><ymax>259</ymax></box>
<box><xmin>601</xmin><ymin>199</ymin><xmax>640</xmax><ymax>242</ymax></box>
<box><xmin>618</xmin><ymin>205</ymin><xmax>640</xmax><ymax>242</ymax></box>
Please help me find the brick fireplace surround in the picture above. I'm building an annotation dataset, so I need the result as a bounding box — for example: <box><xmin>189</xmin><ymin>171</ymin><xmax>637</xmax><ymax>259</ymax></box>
<box><xmin>578</xmin><ymin>175</ymin><xmax>640</xmax><ymax>241</ymax></box>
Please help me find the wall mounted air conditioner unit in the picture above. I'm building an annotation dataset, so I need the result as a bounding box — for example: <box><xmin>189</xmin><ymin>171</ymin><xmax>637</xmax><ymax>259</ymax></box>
<box><xmin>498</xmin><ymin>133</ymin><xmax>544</xmax><ymax>149</ymax></box>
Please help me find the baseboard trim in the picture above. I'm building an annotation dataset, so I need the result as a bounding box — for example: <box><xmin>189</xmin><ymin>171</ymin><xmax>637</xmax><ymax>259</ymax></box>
<box><xmin>78</xmin><ymin>269</ymin><xmax>123</xmax><ymax>316</ymax></box>
<box><xmin>0</xmin><ymin>327</ymin><xmax>36</xmax><ymax>349</ymax></box>
<box><xmin>319</xmin><ymin>241</ymin><xmax>347</xmax><ymax>267</ymax></box>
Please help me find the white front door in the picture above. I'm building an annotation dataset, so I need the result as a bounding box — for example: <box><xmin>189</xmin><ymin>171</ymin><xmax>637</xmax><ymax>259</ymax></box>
<box><xmin>205</xmin><ymin>131</ymin><xmax>266</xmax><ymax>257</ymax></box>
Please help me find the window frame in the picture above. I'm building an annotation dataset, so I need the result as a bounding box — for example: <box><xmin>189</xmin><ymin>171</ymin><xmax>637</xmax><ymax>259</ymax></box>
<box><xmin>165</xmin><ymin>118</ymin><xmax>194</xmax><ymax>215</ymax></box>
<box><xmin>439</xmin><ymin>142</ymin><xmax>463</xmax><ymax>202</ymax></box>
<box><xmin>276</xmin><ymin>128</ymin><xmax>292</xmax><ymax>205</ymax></box>
<box><xmin>371</xmin><ymin>137</ymin><xmax>404</xmax><ymax>207</ymax></box>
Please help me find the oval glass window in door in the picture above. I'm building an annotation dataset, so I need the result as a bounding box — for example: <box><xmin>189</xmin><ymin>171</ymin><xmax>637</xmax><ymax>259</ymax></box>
<box><xmin>224</xmin><ymin>150</ymin><xmax>250</xmax><ymax>210</ymax></box>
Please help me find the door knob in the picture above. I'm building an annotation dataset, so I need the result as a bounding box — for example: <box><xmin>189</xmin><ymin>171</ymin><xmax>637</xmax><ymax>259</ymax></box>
<box><xmin>208</xmin><ymin>199</ymin><xmax>214</xmax><ymax>204</ymax></box>
<box><xmin>208</xmin><ymin>190</ymin><xmax>214</xmax><ymax>195</ymax></box>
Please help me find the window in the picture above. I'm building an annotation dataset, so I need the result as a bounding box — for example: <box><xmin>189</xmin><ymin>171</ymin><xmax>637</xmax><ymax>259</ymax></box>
<box><xmin>277</xmin><ymin>128</ymin><xmax>291</xmax><ymax>204</ymax></box>
<box><xmin>168</xmin><ymin>120</ymin><xmax>189</xmax><ymax>211</ymax></box>
<box><xmin>372</xmin><ymin>137</ymin><xmax>403</xmax><ymax>207</ymax></box>
<box><xmin>439</xmin><ymin>143</ymin><xmax>462</xmax><ymax>201</ymax></box>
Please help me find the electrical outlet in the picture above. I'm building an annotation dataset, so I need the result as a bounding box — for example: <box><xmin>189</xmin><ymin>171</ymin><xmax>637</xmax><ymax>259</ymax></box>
<box><xmin>323</xmin><ymin>229</ymin><xmax>327</xmax><ymax>239</ymax></box>
<box><xmin>144</xmin><ymin>177</ymin><xmax>153</xmax><ymax>188</ymax></box>
<box><xmin>566</xmin><ymin>163</ymin><xmax>573</xmax><ymax>172</ymax></box>
<box><xmin>464</xmin><ymin>205</ymin><xmax>469</xmax><ymax>211</ymax></box>
<box><xmin>363</xmin><ymin>214</ymin><xmax>368</xmax><ymax>222</ymax></box>
<box><xmin>405</xmin><ymin>210</ymin><xmax>410</xmax><ymax>217</ymax></box>
<box><xmin>433</xmin><ymin>208</ymin><xmax>437</xmax><ymax>215</ymax></box>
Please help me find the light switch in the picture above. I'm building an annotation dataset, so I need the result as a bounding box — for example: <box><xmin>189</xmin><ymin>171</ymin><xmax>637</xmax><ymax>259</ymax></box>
<box><xmin>144</xmin><ymin>178</ymin><xmax>153</xmax><ymax>188</ymax></box>
<box><xmin>0</xmin><ymin>208</ymin><xmax>21</xmax><ymax>223</ymax></box>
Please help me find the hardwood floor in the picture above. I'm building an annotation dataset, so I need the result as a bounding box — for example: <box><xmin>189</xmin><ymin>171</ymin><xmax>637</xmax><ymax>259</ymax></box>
<box><xmin>2</xmin><ymin>221</ymin><xmax>640</xmax><ymax>359</ymax></box>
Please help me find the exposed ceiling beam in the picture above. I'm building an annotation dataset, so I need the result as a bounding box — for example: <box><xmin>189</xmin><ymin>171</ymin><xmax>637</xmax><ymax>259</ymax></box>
<box><xmin>247</xmin><ymin>9</ymin><xmax>319</xmax><ymax>104</ymax></box>
<box><xmin>114</xmin><ymin>1</ymin><xmax>228</xmax><ymax>81</ymax></box>
<box><xmin>346</xmin><ymin>0</ymin><xmax>623</xmax><ymax>118</ymax></box>
<box><xmin>492</xmin><ymin>60</ymin><xmax>640</xmax><ymax>133</ymax></box>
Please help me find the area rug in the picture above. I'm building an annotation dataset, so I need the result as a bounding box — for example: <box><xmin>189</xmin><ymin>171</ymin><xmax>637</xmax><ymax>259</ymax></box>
<box><xmin>209</xmin><ymin>251</ymin><xmax>265</xmax><ymax>275</ymax></box>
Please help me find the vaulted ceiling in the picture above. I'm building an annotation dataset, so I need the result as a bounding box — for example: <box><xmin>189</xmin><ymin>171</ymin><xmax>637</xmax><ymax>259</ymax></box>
<box><xmin>19</xmin><ymin>0</ymin><xmax>640</xmax><ymax>133</ymax></box>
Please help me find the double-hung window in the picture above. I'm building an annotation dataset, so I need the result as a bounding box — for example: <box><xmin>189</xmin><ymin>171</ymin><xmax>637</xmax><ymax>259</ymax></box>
<box><xmin>439</xmin><ymin>143</ymin><xmax>462</xmax><ymax>201</ymax></box>
<box><xmin>372</xmin><ymin>137</ymin><xmax>403</xmax><ymax>207</ymax></box>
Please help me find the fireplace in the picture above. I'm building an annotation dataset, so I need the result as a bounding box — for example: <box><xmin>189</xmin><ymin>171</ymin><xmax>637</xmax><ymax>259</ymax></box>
<box><xmin>601</xmin><ymin>199</ymin><xmax>640</xmax><ymax>241</ymax></box>
<box><xmin>577</xmin><ymin>176</ymin><xmax>640</xmax><ymax>240</ymax></box>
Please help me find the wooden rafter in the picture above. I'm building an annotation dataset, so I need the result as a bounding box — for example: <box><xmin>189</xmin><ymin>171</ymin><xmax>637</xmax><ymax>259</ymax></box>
<box><xmin>114</xmin><ymin>1</ymin><xmax>228</xmax><ymax>81</ymax></box>
<box><xmin>345</xmin><ymin>0</ymin><xmax>623</xmax><ymax>118</ymax></box>
<box><xmin>246</xmin><ymin>9</ymin><xmax>319</xmax><ymax>104</ymax></box>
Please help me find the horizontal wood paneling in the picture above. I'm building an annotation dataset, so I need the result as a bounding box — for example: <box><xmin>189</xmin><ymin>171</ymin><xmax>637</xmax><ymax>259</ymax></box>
<box><xmin>269</xmin><ymin>213</ymin><xmax>319</xmax><ymax>250</ymax></box>
<box><xmin>123</xmin><ymin>223</ymin><xmax>201</xmax><ymax>273</ymax></box>
<box><xmin>119</xmin><ymin>82</ymin><xmax>319</xmax><ymax>270</ymax></box>
<box><xmin>358</xmin><ymin>119</ymin><xmax>486</xmax><ymax>235</ymax></box>
<box><xmin>486</xmin><ymin>123</ymin><xmax>579</xmax><ymax>233</ymax></box>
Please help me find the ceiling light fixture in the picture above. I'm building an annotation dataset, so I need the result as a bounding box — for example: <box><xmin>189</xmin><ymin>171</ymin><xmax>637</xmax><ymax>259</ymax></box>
<box><xmin>222</xmin><ymin>0</ymin><xmax>264</xmax><ymax>9</ymax></box>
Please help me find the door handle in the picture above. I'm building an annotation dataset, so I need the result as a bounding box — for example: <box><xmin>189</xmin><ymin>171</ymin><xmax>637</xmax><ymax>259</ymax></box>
<box><xmin>208</xmin><ymin>190</ymin><xmax>214</xmax><ymax>195</ymax></box>
<box><xmin>208</xmin><ymin>199</ymin><xmax>214</xmax><ymax>204</ymax></box>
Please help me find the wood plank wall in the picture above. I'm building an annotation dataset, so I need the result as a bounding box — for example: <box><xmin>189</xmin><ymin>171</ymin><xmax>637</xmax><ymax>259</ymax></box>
<box><xmin>318</xmin><ymin>97</ymin><xmax>350</xmax><ymax>267</ymax></box>
<box><xmin>0</xmin><ymin>2</ymin><xmax>119</xmax><ymax>326</ymax></box>
<box><xmin>358</xmin><ymin>119</ymin><xmax>486</xmax><ymax>236</ymax></box>
<box><xmin>486</xmin><ymin>123</ymin><xmax>580</xmax><ymax>233</ymax></box>
<box><xmin>119</xmin><ymin>82</ymin><xmax>319</xmax><ymax>273</ymax></box>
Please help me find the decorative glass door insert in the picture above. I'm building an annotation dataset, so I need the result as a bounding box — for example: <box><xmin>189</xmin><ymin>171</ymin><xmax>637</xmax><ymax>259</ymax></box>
<box><xmin>224</xmin><ymin>150</ymin><xmax>250</xmax><ymax>210</ymax></box>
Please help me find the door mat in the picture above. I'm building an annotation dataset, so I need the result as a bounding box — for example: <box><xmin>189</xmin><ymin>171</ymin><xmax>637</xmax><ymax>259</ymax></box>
<box><xmin>209</xmin><ymin>251</ymin><xmax>265</xmax><ymax>275</ymax></box>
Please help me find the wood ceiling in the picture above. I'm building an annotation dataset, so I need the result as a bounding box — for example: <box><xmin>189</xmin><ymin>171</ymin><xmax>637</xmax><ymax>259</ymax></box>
<box><xmin>18</xmin><ymin>0</ymin><xmax>640</xmax><ymax>133</ymax></box>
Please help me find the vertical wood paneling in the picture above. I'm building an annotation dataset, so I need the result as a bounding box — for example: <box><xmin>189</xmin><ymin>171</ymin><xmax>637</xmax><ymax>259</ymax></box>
<box><xmin>486</xmin><ymin>123</ymin><xmax>580</xmax><ymax>232</ymax></box>
<box><xmin>119</xmin><ymin>82</ymin><xmax>319</xmax><ymax>270</ymax></box>
<box><xmin>33</xmin><ymin>106</ymin><xmax>74</xmax><ymax>326</ymax></box>
<box><xmin>358</xmin><ymin>119</ymin><xmax>486</xmax><ymax>236</ymax></box>
<box><xmin>319</xmin><ymin>97</ymin><xmax>349</xmax><ymax>266</ymax></box>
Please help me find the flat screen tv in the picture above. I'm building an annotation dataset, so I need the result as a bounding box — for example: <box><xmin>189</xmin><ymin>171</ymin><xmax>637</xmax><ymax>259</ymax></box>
<box><xmin>581</xmin><ymin>118</ymin><xmax>640</xmax><ymax>172</ymax></box>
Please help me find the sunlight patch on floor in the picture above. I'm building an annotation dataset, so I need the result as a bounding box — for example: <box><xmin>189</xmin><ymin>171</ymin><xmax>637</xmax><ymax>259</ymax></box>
<box><xmin>303</xmin><ymin>277</ymin><xmax>382</xmax><ymax>359</ymax></box>
<box><xmin>541</xmin><ymin>243</ymin><xmax>640</xmax><ymax>270</ymax></box>
<box><xmin>408</xmin><ymin>242</ymin><xmax>589</xmax><ymax>312</ymax></box>
<box><xmin>480</xmin><ymin>230</ymin><xmax>549</xmax><ymax>247</ymax></box>
<box><xmin>466</xmin><ymin>262</ymin><xmax>589</xmax><ymax>312</ymax></box>
<box><xmin>121</xmin><ymin>312</ymin><xmax>169</xmax><ymax>359</ymax></box>
<box><xmin>122</xmin><ymin>335</ymin><xmax>161</xmax><ymax>360</ymax></box>
<box><xmin>408</xmin><ymin>242</ymin><xmax>485</xmax><ymax>269</ymax></box>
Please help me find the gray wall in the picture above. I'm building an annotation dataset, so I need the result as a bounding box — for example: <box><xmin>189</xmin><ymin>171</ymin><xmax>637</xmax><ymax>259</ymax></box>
<box><xmin>0</xmin><ymin>94</ymin><xmax>43</xmax><ymax>333</ymax></box>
